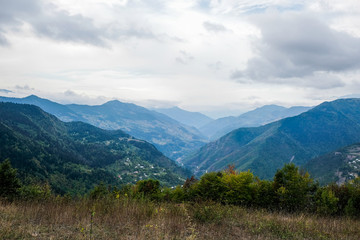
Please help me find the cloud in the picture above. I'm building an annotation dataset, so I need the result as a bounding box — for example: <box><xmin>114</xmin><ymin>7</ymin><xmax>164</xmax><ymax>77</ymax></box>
<box><xmin>0</xmin><ymin>32</ymin><xmax>9</xmax><ymax>46</ymax></box>
<box><xmin>0</xmin><ymin>0</ymin><xmax>162</xmax><ymax>47</ymax></box>
<box><xmin>231</xmin><ymin>11</ymin><xmax>360</xmax><ymax>88</ymax></box>
<box><xmin>203</xmin><ymin>21</ymin><xmax>229</xmax><ymax>33</ymax></box>
<box><xmin>176</xmin><ymin>50</ymin><xmax>194</xmax><ymax>65</ymax></box>
<box><xmin>208</xmin><ymin>61</ymin><xmax>223</xmax><ymax>71</ymax></box>
<box><xmin>0</xmin><ymin>0</ymin><xmax>106</xmax><ymax>46</ymax></box>
<box><xmin>15</xmin><ymin>85</ymin><xmax>35</xmax><ymax>91</ymax></box>
<box><xmin>0</xmin><ymin>89</ymin><xmax>13</xmax><ymax>94</ymax></box>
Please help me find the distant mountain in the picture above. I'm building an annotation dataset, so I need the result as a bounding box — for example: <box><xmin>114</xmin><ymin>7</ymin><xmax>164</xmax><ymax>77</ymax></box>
<box><xmin>154</xmin><ymin>107</ymin><xmax>213</xmax><ymax>130</ymax></box>
<box><xmin>200</xmin><ymin>105</ymin><xmax>311</xmax><ymax>140</ymax></box>
<box><xmin>0</xmin><ymin>95</ymin><xmax>208</xmax><ymax>160</ymax></box>
<box><xmin>305</xmin><ymin>143</ymin><xmax>360</xmax><ymax>185</ymax></box>
<box><xmin>183</xmin><ymin>99</ymin><xmax>360</xmax><ymax>179</ymax></box>
<box><xmin>0</xmin><ymin>102</ymin><xmax>191</xmax><ymax>195</ymax></box>
<box><xmin>340</xmin><ymin>94</ymin><xmax>360</xmax><ymax>99</ymax></box>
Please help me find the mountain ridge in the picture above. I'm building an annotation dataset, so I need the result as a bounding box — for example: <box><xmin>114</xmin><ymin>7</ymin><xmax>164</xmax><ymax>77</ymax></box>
<box><xmin>183</xmin><ymin>98</ymin><xmax>360</xmax><ymax>180</ymax></box>
<box><xmin>200</xmin><ymin>104</ymin><xmax>311</xmax><ymax>139</ymax></box>
<box><xmin>154</xmin><ymin>106</ymin><xmax>213</xmax><ymax>129</ymax></box>
<box><xmin>0</xmin><ymin>95</ymin><xmax>208</xmax><ymax>160</ymax></box>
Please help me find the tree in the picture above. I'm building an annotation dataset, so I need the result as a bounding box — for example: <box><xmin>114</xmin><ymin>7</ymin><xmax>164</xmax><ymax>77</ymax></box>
<box><xmin>0</xmin><ymin>159</ymin><xmax>21</xmax><ymax>200</ymax></box>
<box><xmin>344</xmin><ymin>177</ymin><xmax>360</xmax><ymax>216</ymax></box>
<box><xmin>195</xmin><ymin>172</ymin><xmax>226</xmax><ymax>202</ymax></box>
<box><xmin>221</xmin><ymin>170</ymin><xmax>254</xmax><ymax>205</ymax></box>
<box><xmin>89</xmin><ymin>182</ymin><xmax>109</xmax><ymax>199</ymax></box>
<box><xmin>273</xmin><ymin>163</ymin><xmax>317</xmax><ymax>212</ymax></box>
<box><xmin>134</xmin><ymin>179</ymin><xmax>161</xmax><ymax>200</ymax></box>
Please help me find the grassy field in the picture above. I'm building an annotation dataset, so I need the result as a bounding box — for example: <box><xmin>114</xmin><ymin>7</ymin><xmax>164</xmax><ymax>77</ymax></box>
<box><xmin>1</xmin><ymin>197</ymin><xmax>360</xmax><ymax>240</ymax></box>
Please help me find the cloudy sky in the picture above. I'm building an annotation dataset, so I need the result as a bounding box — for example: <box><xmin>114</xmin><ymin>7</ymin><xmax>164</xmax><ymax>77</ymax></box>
<box><xmin>1</xmin><ymin>0</ymin><xmax>360</xmax><ymax>118</ymax></box>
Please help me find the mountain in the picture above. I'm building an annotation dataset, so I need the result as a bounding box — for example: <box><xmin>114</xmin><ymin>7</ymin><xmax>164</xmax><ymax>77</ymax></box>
<box><xmin>305</xmin><ymin>143</ymin><xmax>360</xmax><ymax>185</ymax></box>
<box><xmin>0</xmin><ymin>95</ymin><xmax>208</xmax><ymax>160</ymax></box>
<box><xmin>0</xmin><ymin>102</ymin><xmax>191</xmax><ymax>195</ymax></box>
<box><xmin>200</xmin><ymin>105</ymin><xmax>311</xmax><ymax>140</ymax></box>
<box><xmin>154</xmin><ymin>107</ymin><xmax>213</xmax><ymax>129</ymax></box>
<box><xmin>183</xmin><ymin>99</ymin><xmax>360</xmax><ymax>179</ymax></box>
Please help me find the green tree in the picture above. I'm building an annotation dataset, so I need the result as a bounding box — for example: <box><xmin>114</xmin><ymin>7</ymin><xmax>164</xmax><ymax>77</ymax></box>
<box><xmin>195</xmin><ymin>172</ymin><xmax>226</xmax><ymax>202</ymax></box>
<box><xmin>253</xmin><ymin>178</ymin><xmax>276</xmax><ymax>209</ymax></box>
<box><xmin>89</xmin><ymin>182</ymin><xmax>110</xmax><ymax>199</ymax></box>
<box><xmin>134</xmin><ymin>179</ymin><xmax>161</xmax><ymax>200</ymax></box>
<box><xmin>344</xmin><ymin>177</ymin><xmax>360</xmax><ymax>216</ymax></box>
<box><xmin>0</xmin><ymin>159</ymin><xmax>21</xmax><ymax>200</ymax></box>
<box><xmin>221</xmin><ymin>170</ymin><xmax>254</xmax><ymax>205</ymax></box>
<box><xmin>273</xmin><ymin>163</ymin><xmax>317</xmax><ymax>212</ymax></box>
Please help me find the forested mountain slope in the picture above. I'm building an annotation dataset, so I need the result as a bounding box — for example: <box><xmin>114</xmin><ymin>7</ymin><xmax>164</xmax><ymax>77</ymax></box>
<box><xmin>183</xmin><ymin>99</ymin><xmax>360</xmax><ymax>179</ymax></box>
<box><xmin>0</xmin><ymin>95</ymin><xmax>207</xmax><ymax>160</ymax></box>
<box><xmin>0</xmin><ymin>102</ymin><xmax>191</xmax><ymax>194</ymax></box>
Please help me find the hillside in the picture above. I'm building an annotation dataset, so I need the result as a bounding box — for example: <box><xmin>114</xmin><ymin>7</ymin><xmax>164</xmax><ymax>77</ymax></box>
<box><xmin>183</xmin><ymin>99</ymin><xmax>360</xmax><ymax>179</ymax></box>
<box><xmin>0</xmin><ymin>95</ymin><xmax>208</xmax><ymax>160</ymax></box>
<box><xmin>305</xmin><ymin>143</ymin><xmax>360</xmax><ymax>185</ymax></box>
<box><xmin>0</xmin><ymin>102</ymin><xmax>191</xmax><ymax>194</ymax></box>
<box><xmin>200</xmin><ymin>105</ymin><xmax>311</xmax><ymax>140</ymax></box>
<box><xmin>154</xmin><ymin>106</ymin><xmax>213</xmax><ymax>129</ymax></box>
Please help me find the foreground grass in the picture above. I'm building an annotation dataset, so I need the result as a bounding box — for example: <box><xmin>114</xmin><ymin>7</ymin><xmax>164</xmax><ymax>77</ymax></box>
<box><xmin>1</xmin><ymin>198</ymin><xmax>359</xmax><ymax>240</ymax></box>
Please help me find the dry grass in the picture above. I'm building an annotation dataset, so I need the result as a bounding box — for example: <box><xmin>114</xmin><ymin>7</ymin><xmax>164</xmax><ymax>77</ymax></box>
<box><xmin>1</xmin><ymin>198</ymin><xmax>359</xmax><ymax>240</ymax></box>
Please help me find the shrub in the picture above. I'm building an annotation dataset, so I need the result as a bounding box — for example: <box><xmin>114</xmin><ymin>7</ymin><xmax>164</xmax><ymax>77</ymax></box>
<box><xmin>316</xmin><ymin>187</ymin><xmax>339</xmax><ymax>215</ymax></box>
<box><xmin>133</xmin><ymin>179</ymin><xmax>161</xmax><ymax>200</ymax></box>
<box><xmin>89</xmin><ymin>182</ymin><xmax>110</xmax><ymax>200</ymax></box>
<box><xmin>19</xmin><ymin>183</ymin><xmax>52</xmax><ymax>201</ymax></box>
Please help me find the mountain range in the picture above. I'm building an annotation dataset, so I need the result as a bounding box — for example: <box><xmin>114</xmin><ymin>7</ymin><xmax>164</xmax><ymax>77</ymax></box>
<box><xmin>0</xmin><ymin>95</ymin><xmax>208</xmax><ymax>161</ymax></box>
<box><xmin>153</xmin><ymin>106</ymin><xmax>213</xmax><ymax>129</ymax></box>
<box><xmin>0</xmin><ymin>102</ymin><xmax>190</xmax><ymax>194</ymax></box>
<box><xmin>199</xmin><ymin>105</ymin><xmax>311</xmax><ymax>140</ymax></box>
<box><xmin>183</xmin><ymin>98</ymin><xmax>360</xmax><ymax>180</ymax></box>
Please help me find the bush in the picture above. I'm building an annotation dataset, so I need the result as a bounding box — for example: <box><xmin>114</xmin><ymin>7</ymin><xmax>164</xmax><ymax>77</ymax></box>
<box><xmin>192</xmin><ymin>203</ymin><xmax>228</xmax><ymax>224</ymax></box>
<box><xmin>316</xmin><ymin>187</ymin><xmax>339</xmax><ymax>215</ymax></box>
<box><xmin>133</xmin><ymin>179</ymin><xmax>161</xmax><ymax>200</ymax></box>
<box><xmin>89</xmin><ymin>182</ymin><xmax>110</xmax><ymax>200</ymax></box>
<box><xmin>19</xmin><ymin>183</ymin><xmax>52</xmax><ymax>201</ymax></box>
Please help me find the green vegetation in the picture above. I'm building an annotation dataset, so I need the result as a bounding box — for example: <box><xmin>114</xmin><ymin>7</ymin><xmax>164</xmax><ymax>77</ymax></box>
<box><xmin>2</xmin><ymin>160</ymin><xmax>360</xmax><ymax>217</ymax></box>
<box><xmin>0</xmin><ymin>159</ymin><xmax>21</xmax><ymax>201</ymax></box>
<box><xmin>1</xmin><ymin>163</ymin><xmax>360</xmax><ymax>239</ymax></box>
<box><xmin>0</xmin><ymin>102</ymin><xmax>190</xmax><ymax>195</ymax></box>
<box><xmin>184</xmin><ymin>98</ymin><xmax>360</xmax><ymax>180</ymax></box>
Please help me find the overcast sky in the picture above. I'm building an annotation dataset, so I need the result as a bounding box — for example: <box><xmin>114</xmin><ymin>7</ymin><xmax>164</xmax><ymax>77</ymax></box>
<box><xmin>1</xmin><ymin>0</ymin><xmax>360</xmax><ymax>118</ymax></box>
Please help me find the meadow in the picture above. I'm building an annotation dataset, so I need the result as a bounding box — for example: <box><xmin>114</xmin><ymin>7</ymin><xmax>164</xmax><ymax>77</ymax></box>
<box><xmin>1</xmin><ymin>197</ymin><xmax>360</xmax><ymax>240</ymax></box>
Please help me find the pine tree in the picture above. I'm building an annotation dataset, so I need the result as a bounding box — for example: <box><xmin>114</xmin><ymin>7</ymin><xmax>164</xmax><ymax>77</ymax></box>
<box><xmin>0</xmin><ymin>159</ymin><xmax>21</xmax><ymax>200</ymax></box>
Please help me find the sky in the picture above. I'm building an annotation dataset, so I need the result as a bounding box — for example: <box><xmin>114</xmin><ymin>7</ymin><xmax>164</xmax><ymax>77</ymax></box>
<box><xmin>1</xmin><ymin>0</ymin><xmax>360</xmax><ymax>118</ymax></box>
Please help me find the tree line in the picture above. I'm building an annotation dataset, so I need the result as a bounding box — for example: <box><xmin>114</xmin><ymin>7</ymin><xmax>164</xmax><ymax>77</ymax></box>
<box><xmin>1</xmin><ymin>159</ymin><xmax>360</xmax><ymax>216</ymax></box>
